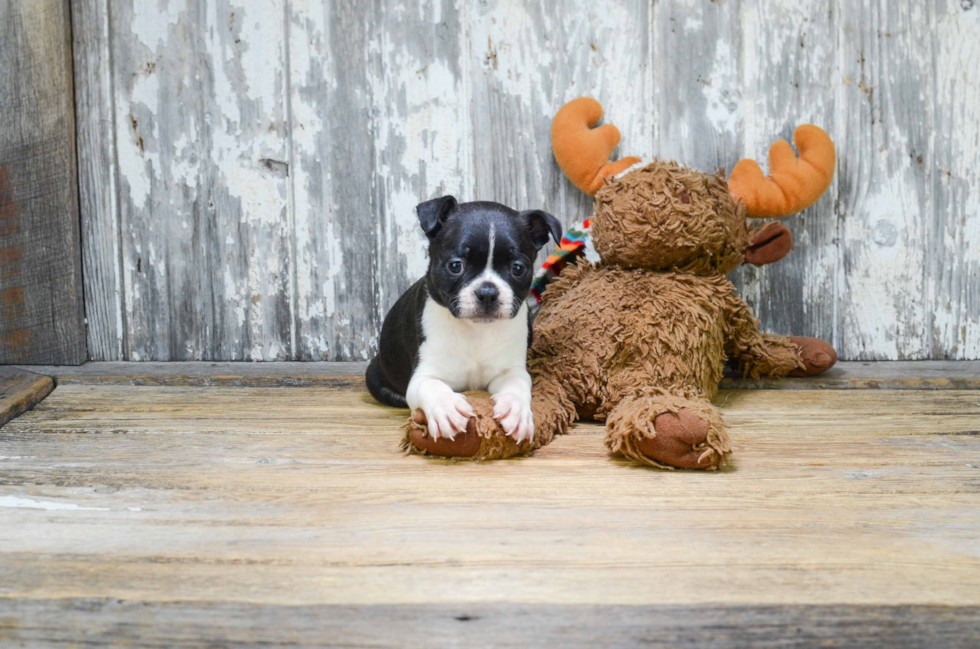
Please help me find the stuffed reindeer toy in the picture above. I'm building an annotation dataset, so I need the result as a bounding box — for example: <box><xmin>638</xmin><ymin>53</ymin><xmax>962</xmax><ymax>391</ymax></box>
<box><xmin>405</xmin><ymin>97</ymin><xmax>838</xmax><ymax>469</ymax></box>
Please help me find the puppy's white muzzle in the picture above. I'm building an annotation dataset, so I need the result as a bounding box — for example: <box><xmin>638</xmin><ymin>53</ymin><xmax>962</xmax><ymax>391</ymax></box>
<box><xmin>456</xmin><ymin>271</ymin><xmax>515</xmax><ymax>321</ymax></box>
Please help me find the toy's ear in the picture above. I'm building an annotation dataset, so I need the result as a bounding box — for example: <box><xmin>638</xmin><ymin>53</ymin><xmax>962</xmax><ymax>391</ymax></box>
<box><xmin>551</xmin><ymin>97</ymin><xmax>641</xmax><ymax>196</ymax></box>
<box><xmin>745</xmin><ymin>221</ymin><xmax>793</xmax><ymax>266</ymax></box>
<box><xmin>416</xmin><ymin>195</ymin><xmax>458</xmax><ymax>239</ymax></box>
<box><xmin>522</xmin><ymin>210</ymin><xmax>563</xmax><ymax>250</ymax></box>
<box><xmin>729</xmin><ymin>125</ymin><xmax>835</xmax><ymax>219</ymax></box>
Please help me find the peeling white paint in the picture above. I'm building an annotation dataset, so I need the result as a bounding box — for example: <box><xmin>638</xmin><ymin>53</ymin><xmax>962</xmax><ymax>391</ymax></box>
<box><xmin>929</xmin><ymin>0</ymin><xmax>980</xmax><ymax>359</ymax></box>
<box><xmin>289</xmin><ymin>2</ymin><xmax>340</xmax><ymax>358</ymax></box>
<box><xmin>114</xmin><ymin>0</ymin><xmax>293</xmax><ymax>360</ymax></box>
<box><xmin>130</xmin><ymin>0</ymin><xmax>184</xmax><ymax>50</ymax></box>
<box><xmin>0</xmin><ymin>496</ymin><xmax>110</xmax><ymax>512</ymax></box>
<box><xmin>843</xmin><ymin>174</ymin><xmax>927</xmax><ymax>359</ymax></box>
<box><xmin>702</xmin><ymin>41</ymin><xmax>741</xmax><ymax>137</ymax></box>
<box><xmin>372</xmin><ymin>49</ymin><xmax>470</xmax><ymax>296</ymax></box>
<box><xmin>80</xmin><ymin>0</ymin><xmax>980</xmax><ymax>361</ymax></box>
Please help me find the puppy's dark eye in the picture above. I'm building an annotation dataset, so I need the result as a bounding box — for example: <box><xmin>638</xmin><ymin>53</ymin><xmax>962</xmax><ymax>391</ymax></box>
<box><xmin>511</xmin><ymin>261</ymin><xmax>526</xmax><ymax>276</ymax></box>
<box><xmin>447</xmin><ymin>259</ymin><xmax>464</xmax><ymax>275</ymax></box>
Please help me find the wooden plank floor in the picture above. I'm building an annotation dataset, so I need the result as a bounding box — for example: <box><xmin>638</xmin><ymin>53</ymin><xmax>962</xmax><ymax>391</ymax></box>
<box><xmin>21</xmin><ymin>359</ymin><xmax>980</xmax><ymax>389</ymax></box>
<box><xmin>2</xmin><ymin>382</ymin><xmax>980</xmax><ymax>646</ymax></box>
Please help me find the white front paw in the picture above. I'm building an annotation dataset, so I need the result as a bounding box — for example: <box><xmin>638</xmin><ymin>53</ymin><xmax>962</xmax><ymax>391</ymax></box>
<box><xmin>420</xmin><ymin>391</ymin><xmax>474</xmax><ymax>441</ymax></box>
<box><xmin>492</xmin><ymin>392</ymin><xmax>534</xmax><ymax>443</ymax></box>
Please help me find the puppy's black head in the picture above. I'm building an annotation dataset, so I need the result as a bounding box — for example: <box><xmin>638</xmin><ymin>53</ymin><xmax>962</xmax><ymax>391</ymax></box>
<box><xmin>417</xmin><ymin>196</ymin><xmax>561</xmax><ymax>323</ymax></box>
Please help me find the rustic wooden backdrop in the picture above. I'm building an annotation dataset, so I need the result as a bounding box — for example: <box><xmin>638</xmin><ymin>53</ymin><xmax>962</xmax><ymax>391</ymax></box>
<box><xmin>72</xmin><ymin>0</ymin><xmax>979</xmax><ymax>362</ymax></box>
<box><xmin>0</xmin><ymin>0</ymin><xmax>86</xmax><ymax>364</ymax></box>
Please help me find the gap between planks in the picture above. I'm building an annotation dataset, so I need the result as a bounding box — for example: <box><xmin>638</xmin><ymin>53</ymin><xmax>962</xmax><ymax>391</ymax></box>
<box><xmin>14</xmin><ymin>360</ymin><xmax>980</xmax><ymax>389</ymax></box>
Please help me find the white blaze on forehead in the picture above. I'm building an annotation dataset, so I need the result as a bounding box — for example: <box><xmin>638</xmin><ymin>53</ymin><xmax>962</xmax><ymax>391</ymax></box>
<box><xmin>456</xmin><ymin>221</ymin><xmax>515</xmax><ymax>320</ymax></box>
<box><xmin>485</xmin><ymin>222</ymin><xmax>496</xmax><ymax>272</ymax></box>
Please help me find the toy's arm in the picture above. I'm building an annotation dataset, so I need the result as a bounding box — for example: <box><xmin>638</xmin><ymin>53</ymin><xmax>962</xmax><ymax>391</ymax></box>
<box><xmin>724</xmin><ymin>294</ymin><xmax>839</xmax><ymax>378</ymax></box>
<box><xmin>723</xmin><ymin>294</ymin><xmax>804</xmax><ymax>379</ymax></box>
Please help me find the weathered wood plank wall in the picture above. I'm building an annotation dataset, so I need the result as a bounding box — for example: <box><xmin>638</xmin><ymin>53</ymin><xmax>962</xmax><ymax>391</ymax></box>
<box><xmin>0</xmin><ymin>0</ymin><xmax>87</xmax><ymax>364</ymax></box>
<box><xmin>73</xmin><ymin>0</ymin><xmax>980</xmax><ymax>361</ymax></box>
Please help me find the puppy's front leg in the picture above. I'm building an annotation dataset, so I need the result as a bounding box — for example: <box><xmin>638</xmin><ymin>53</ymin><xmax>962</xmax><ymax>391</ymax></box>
<box><xmin>406</xmin><ymin>374</ymin><xmax>474</xmax><ymax>441</ymax></box>
<box><xmin>489</xmin><ymin>368</ymin><xmax>534</xmax><ymax>443</ymax></box>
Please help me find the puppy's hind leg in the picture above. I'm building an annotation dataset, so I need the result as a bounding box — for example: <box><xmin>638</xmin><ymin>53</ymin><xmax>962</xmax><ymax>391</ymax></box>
<box><xmin>366</xmin><ymin>357</ymin><xmax>408</xmax><ymax>408</ymax></box>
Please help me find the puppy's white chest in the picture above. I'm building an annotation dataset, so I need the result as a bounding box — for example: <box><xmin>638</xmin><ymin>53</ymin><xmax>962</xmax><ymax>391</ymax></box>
<box><xmin>417</xmin><ymin>298</ymin><xmax>528</xmax><ymax>391</ymax></box>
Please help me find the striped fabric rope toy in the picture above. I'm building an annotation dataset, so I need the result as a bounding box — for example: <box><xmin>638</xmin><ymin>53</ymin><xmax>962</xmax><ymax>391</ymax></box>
<box><xmin>528</xmin><ymin>218</ymin><xmax>596</xmax><ymax>315</ymax></box>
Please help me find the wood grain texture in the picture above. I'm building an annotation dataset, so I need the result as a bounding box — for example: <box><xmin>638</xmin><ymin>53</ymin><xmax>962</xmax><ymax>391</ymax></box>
<box><xmin>108</xmin><ymin>0</ymin><xmax>293</xmax><ymax>361</ymax></box>
<box><xmin>288</xmin><ymin>0</ymin><xmax>381</xmax><ymax>361</ymax></box>
<box><xmin>14</xmin><ymin>360</ymin><xmax>980</xmax><ymax>389</ymax></box>
<box><xmin>0</xmin><ymin>384</ymin><xmax>979</xmax><ymax>643</ymax></box>
<box><xmin>71</xmin><ymin>0</ymin><xmax>124</xmax><ymax>361</ymax></box>
<box><xmin>929</xmin><ymin>0</ymin><xmax>980</xmax><ymax>359</ymax></box>
<box><xmin>73</xmin><ymin>0</ymin><xmax>980</xmax><ymax>361</ymax></box>
<box><xmin>652</xmin><ymin>0</ymin><xmax>742</xmax><ymax>170</ymax></box>
<box><xmin>731</xmin><ymin>0</ymin><xmax>838</xmax><ymax>344</ymax></box>
<box><xmin>0</xmin><ymin>0</ymin><xmax>86</xmax><ymax>364</ymax></box>
<box><xmin>838</xmin><ymin>0</ymin><xmax>980</xmax><ymax>360</ymax></box>
<box><xmin>3</xmin><ymin>601</ymin><xmax>979</xmax><ymax>648</ymax></box>
<box><xmin>837</xmin><ymin>0</ymin><xmax>928</xmax><ymax>361</ymax></box>
<box><xmin>0</xmin><ymin>367</ymin><xmax>53</xmax><ymax>428</ymax></box>
<box><xmin>466</xmin><ymin>0</ymin><xmax>652</xmax><ymax>234</ymax></box>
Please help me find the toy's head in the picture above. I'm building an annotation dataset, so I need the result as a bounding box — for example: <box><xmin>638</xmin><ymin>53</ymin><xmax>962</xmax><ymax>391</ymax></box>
<box><xmin>551</xmin><ymin>98</ymin><xmax>835</xmax><ymax>276</ymax></box>
<box><xmin>591</xmin><ymin>162</ymin><xmax>750</xmax><ymax>275</ymax></box>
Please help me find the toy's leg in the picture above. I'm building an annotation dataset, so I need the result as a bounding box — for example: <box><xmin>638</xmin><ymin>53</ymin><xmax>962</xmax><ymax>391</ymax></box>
<box><xmin>740</xmin><ymin>333</ymin><xmax>805</xmax><ymax>377</ymax></box>
<box><xmin>528</xmin><ymin>369</ymin><xmax>578</xmax><ymax>448</ymax></box>
<box><xmin>787</xmin><ymin>336</ymin><xmax>837</xmax><ymax>377</ymax></box>
<box><xmin>403</xmin><ymin>371</ymin><xmax>575</xmax><ymax>460</ymax></box>
<box><xmin>736</xmin><ymin>334</ymin><xmax>837</xmax><ymax>378</ymax></box>
<box><xmin>404</xmin><ymin>392</ymin><xmax>506</xmax><ymax>459</ymax></box>
<box><xmin>406</xmin><ymin>406</ymin><xmax>483</xmax><ymax>458</ymax></box>
<box><xmin>725</xmin><ymin>294</ymin><xmax>837</xmax><ymax>378</ymax></box>
<box><xmin>605</xmin><ymin>393</ymin><xmax>731</xmax><ymax>470</ymax></box>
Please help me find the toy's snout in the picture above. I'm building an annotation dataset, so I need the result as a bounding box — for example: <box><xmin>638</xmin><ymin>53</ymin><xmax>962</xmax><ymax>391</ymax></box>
<box><xmin>745</xmin><ymin>222</ymin><xmax>793</xmax><ymax>266</ymax></box>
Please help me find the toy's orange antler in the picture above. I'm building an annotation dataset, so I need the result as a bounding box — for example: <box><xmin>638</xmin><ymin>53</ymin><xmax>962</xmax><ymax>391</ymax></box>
<box><xmin>728</xmin><ymin>125</ymin><xmax>835</xmax><ymax>219</ymax></box>
<box><xmin>551</xmin><ymin>97</ymin><xmax>641</xmax><ymax>196</ymax></box>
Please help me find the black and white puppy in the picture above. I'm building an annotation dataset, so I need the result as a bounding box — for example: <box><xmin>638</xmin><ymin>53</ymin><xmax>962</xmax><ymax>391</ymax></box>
<box><xmin>366</xmin><ymin>196</ymin><xmax>561</xmax><ymax>443</ymax></box>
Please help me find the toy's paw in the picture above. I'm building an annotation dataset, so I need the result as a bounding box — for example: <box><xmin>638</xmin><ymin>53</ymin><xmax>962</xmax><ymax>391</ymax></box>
<box><xmin>637</xmin><ymin>409</ymin><xmax>715</xmax><ymax>470</ymax></box>
<box><xmin>418</xmin><ymin>391</ymin><xmax>474</xmax><ymax>441</ymax></box>
<box><xmin>409</xmin><ymin>409</ymin><xmax>482</xmax><ymax>458</ymax></box>
<box><xmin>491</xmin><ymin>392</ymin><xmax>534</xmax><ymax>444</ymax></box>
<box><xmin>788</xmin><ymin>336</ymin><xmax>838</xmax><ymax>377</ymax></box>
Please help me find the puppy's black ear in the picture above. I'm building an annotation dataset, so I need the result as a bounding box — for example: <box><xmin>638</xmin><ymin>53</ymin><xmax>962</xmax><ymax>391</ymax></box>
<box><xmin>521</xmin><ymin>210</ymin><xmax>563</xmax><ymax>250</ymax></box>
<box><xmin>416</xmin><ymin>195</ymin><xmax>458</xmax><ymax>239</ymax></box>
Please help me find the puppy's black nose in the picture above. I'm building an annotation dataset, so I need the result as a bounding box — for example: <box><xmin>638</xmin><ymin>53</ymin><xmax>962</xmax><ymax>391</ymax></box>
<box><xmin>476</xmin><ymin>282</ymin><xmax>499</xmax><ymax>307</ymax></box>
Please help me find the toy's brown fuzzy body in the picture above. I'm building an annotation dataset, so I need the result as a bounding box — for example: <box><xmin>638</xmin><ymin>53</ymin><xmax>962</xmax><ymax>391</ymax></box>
<box><xmin>528</xmin><ymin>241</ymin><xmax>802</xmax><ymax>468</ymax></box>
<box><xmin>402</xmin><ymin>392</ymin><xmax>538</xmax><ymax>461</ymax></box>
<box><xmin>403</xmin><ymin>98</ymin><xmax>838</xmax><ymax>469</ymax></box>
<box><xmin>592</xmin><ymin>162</ymin><xmax>748</xmax><ymax>276</ymax></box>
